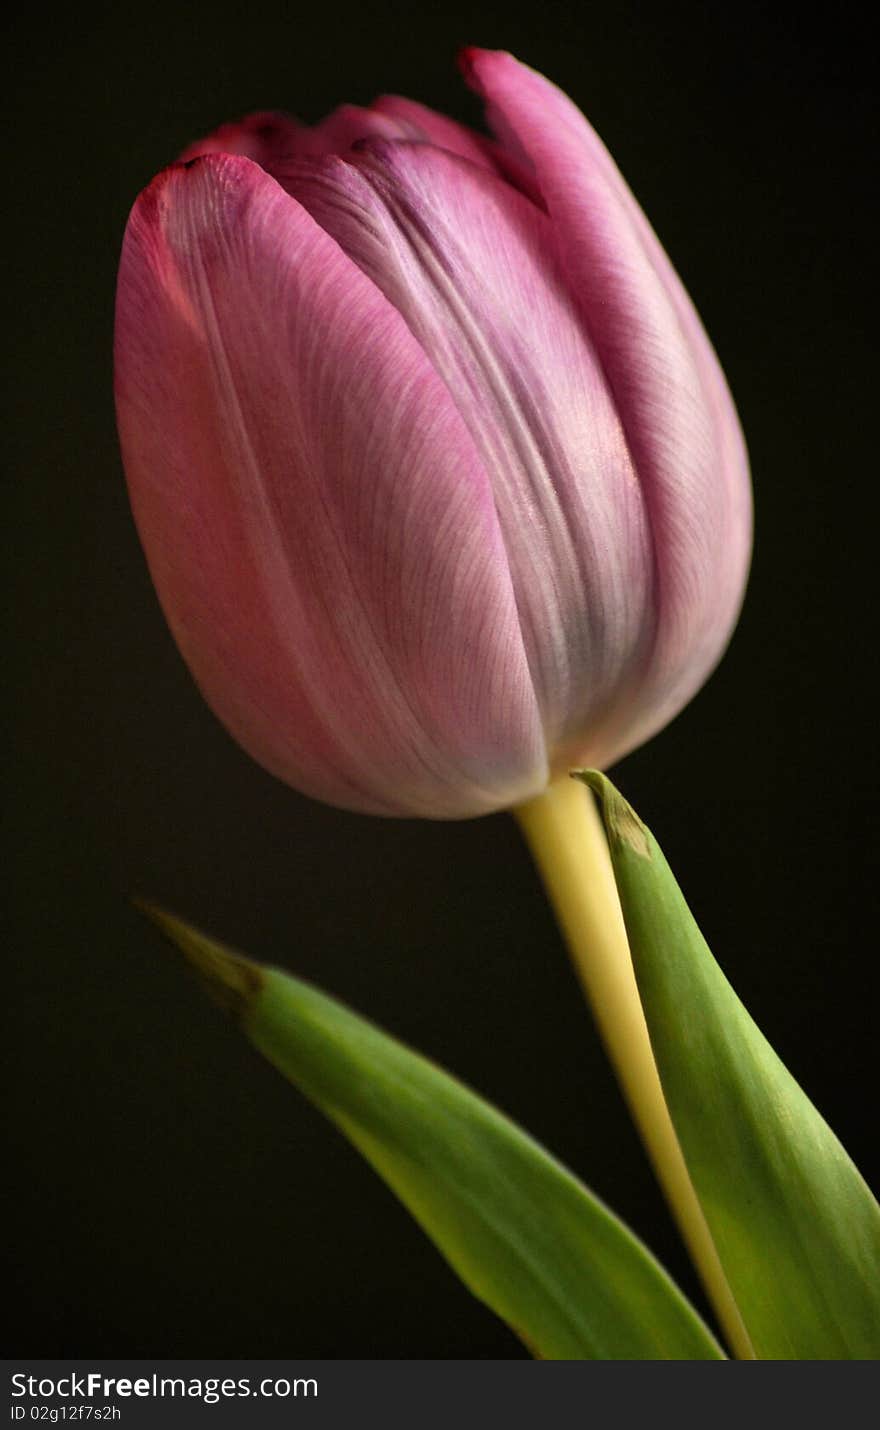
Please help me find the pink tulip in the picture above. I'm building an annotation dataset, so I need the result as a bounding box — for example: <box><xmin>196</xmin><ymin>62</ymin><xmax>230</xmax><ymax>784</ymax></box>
<box><xmin>115</xmin><ymin>48</ymin><xmax>751</xmax><ymax>818</ymax></box>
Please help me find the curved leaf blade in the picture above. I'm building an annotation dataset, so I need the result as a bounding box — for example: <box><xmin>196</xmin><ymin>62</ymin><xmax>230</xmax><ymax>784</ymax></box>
<box><xmin>582</xmin><ymin>771</ymin><xmax>880</xmax><ymax>1359</ymax></box>
<box><xmin>142</xmin><ymin>903</ymin><xmax>723</xmax><ymax>1361</ymax></box>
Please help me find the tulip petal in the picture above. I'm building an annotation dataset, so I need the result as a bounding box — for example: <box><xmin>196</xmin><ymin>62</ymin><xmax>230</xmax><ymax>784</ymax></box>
<box><xmin>462</xmin><ymin>48</ymin><xmax>752</xmax><ymax>760</ymax></box>
<box><xmin>186</xmin><ymin>96</ymin><xmax>535</xmax><ymax>203</ymax></box>
<box><xmin>115</xmin><ymin>155</ymin><xmax>547</xmax><ymax>817</ymax></box>
<box><xmin>177</xmin><ymin>111</ymin><xmax>306</xmax><ymax>166</ymax></box>
<box><xmin>368</xmin><ymin>95</ymin><xmax>501</xmax><ymax>171</ymax></box>
<box><xmin>178</xmin><ymin>103</ymin><xmax>430</xmax><ymax>168</ymax></box>
<box><xmin>280</xmin><ymin>142</ymin><xmax>658</xmax><ymax>769</ymax></box>
<box><xmin>313</xmin><ymin>101</ymin><xmax>437</xmax><ymax>153</ymax></box>
<box><xmin>369</xmin><ymin>94</ymin><xmax>545</xmax><ymax>204</ymax></box>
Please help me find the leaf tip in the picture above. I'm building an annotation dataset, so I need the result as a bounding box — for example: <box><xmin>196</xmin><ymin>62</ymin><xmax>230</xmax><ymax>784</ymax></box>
<box><xmin>572</xmin><ymin>770</ymin><xmax>652</xmax><ymax>859</ymax></box>
<box><xmin>132</xmin><ymin>896</ymin><xmax>264</xmax><ymax>1019</ymax></box>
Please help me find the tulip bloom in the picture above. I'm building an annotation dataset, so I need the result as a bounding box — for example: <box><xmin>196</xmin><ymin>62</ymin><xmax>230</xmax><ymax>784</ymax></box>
<box><xmin>115</xmin><ymin>48</ymin><xmax>751</xmax><ymax>818</ymax></box>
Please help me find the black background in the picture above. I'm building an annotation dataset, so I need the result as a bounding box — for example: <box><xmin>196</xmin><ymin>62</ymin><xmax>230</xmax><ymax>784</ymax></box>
<box><xmin>5</xmin><ymin>1</ymin><xmax>877</xmax><ymax>1358</ymax></box>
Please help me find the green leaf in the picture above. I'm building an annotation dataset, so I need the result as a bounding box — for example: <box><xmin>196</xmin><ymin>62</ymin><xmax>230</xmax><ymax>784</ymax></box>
<box><xmin>581</xmin><ymin>772</ymin><xmax>880</xmax><ymax>1360</ymax></box>
<box><xmin>141</xmin><ymin>902</ymin><xmax>723</xmax><ymax>1361</ymax></box>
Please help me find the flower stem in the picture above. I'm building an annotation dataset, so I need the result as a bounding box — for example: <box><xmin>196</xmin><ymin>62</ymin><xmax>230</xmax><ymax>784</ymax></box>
<box><xmin>515</xmin><ymin>775</ymin><xmax>754</xmax><ymax>1360</ymax></box>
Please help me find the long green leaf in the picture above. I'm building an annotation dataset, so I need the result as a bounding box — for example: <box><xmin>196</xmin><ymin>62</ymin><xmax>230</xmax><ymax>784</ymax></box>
<box><xmin>581</xmin><ymin>771</ymin><xmax>880</xmax><ymax>1359</ymax></box>
<box><xmin>142</xmin><ymin>903</ymin><xmax>723</xmax><ymax>1360</ymax></box>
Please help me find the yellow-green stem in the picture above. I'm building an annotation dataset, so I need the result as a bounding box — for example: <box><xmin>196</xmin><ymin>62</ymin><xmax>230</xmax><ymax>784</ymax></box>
<box><xmin>515</xmin><ymin>775</ymin><xmax>754</xmax><ymax>1361</ymax></box>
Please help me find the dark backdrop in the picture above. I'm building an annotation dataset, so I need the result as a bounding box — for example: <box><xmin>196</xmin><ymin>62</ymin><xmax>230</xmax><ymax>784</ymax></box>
<box><xmin>5</xmin><ymin>1</ymin><xmax>877</xmax><ymax>1358</ymax></box>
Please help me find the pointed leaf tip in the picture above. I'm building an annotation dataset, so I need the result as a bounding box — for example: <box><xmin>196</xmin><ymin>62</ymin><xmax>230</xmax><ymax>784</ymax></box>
<box><xmin>133</xmin><ymin>897</ymin><xmax>264</xmax><ymax>1018</ymax></box>
<box><xmin>573</xmin><ymin>770</ymin><xmax>652</xmax><ymax>859</ymax></box>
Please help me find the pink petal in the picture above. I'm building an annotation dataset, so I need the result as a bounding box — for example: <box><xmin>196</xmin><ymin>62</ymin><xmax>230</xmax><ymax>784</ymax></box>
<box><xmin>370</xmin><ymin>94</ymin><xmax>543</xmax><ymax>203</ymax></box>
<box><xmin>462</xmin><ymin>48</ymin><xmax>752</xmax><ymax>765</ymax></box>
<box><xmin>280</xmin><ymin>141</ymin><xmax>657</xmax><ymax>765</ymax></box>
<box><xmin>312</xmin><ymin>102</ymin><xmax>422</xmax><ymax>152</ymax></box>
<box><xmin>177</xmin><ymin>111</ymin><xmax>306</xmax><ymax>165</ymax></box>
<box><xmin>179</xmin><ymin>97</ymin><xmax>541</xmax><ymax>203</ymax></box>
<box><xmin>115</xmin><ymin>154</ymin><xmax>546</xmax><ymax>816</ymax></box>
<box><xmin>177</xmin><ymin>103</ymin><xmax>424</xmax><ymax>167</ymax></box>
<box><xmin>369</xmin><ymin>95</ymin><xmax>500</xmax><ymax>170</ymax></box>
